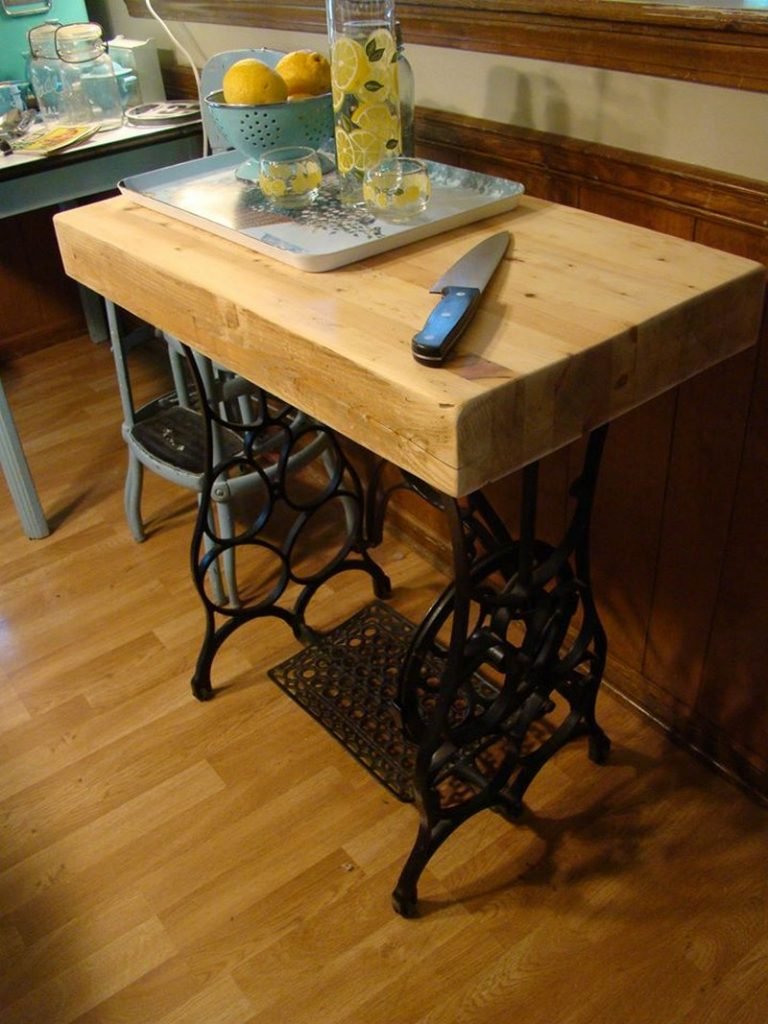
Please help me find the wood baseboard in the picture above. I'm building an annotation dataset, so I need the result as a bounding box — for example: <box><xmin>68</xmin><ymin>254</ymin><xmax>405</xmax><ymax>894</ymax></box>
<box><xmin>602</xmin><ymin>658</ymin><xmax>768</xmax><ymax>802</ymax></box>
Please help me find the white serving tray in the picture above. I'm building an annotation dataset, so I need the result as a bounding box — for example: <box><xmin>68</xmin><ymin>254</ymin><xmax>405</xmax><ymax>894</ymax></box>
<box><xmin>118</xmin><ymin>150</ymin><xmax>524</xmax><ymax>273</ymax></box>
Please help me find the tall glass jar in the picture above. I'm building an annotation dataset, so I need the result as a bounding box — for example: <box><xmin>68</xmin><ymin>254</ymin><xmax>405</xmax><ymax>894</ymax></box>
<box><xmin>326</xmin><ymin>0</ymin><xmax>402</xmax><ymax>204</ymax></box>
<box><xmin>55</xmin><ymin>23</ymin><xmax>123</xmax><ymax>131</ymax></box>
<box><xmin>28</xmin><ymin>22</ymin><xmax>65</xmax><ymax>123</ymax></box>
<box><xmin>395</xmin><ymin>21</ymin><xmax>414</xmax><ymax>157</ymax></box>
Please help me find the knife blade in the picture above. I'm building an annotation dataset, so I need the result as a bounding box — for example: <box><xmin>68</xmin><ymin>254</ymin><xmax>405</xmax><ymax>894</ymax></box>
<box><xmin>411</xmin><ymin>230</ymin><xmax>510</xmax><ymax>366</ymax></box>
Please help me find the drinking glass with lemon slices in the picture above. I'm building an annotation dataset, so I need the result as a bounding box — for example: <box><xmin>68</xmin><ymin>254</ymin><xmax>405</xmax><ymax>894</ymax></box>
<box><xmin>363</xmin><ymin>156</ymin><xmax>431</xmax><ymax>221</ymax></box>
<box><xmin>326</xmin><ymin>0</ymin><xmax>402</xmax><ymax>204</ymax></box>
<box><xmin>259</xmin><ymin>146</ymin><xmax>323</xmax><ymax>209</ymax></box>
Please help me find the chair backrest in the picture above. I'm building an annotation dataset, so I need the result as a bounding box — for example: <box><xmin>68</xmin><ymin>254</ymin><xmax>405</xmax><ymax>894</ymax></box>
<box><xmin>200</xmin><ymin>48</ymin><xmax>287</xmax><ymax>153</ymax></box>
<box><xmin>106</xmin><ymin>303</ymin><xmax>165</xmax><ymax>431</ymax></box>
<box><xmin>107</xmin><ymin>305</ymin><xmax>266</xmax><ymax>480</ymax></box>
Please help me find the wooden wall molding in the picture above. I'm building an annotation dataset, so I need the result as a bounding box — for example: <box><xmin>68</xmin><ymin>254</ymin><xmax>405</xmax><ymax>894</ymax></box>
<box><xmin>415</xmin><ymin>107</ymin><xmax>768</xmax><ymax>232</ymax></box>
<box><xmin>125</xmin><ymin>0</ymin><xmax>768</xmax><ymax>92</ymax></box>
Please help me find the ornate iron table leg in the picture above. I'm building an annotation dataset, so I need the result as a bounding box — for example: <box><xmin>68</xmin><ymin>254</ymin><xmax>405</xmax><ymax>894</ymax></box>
<box><xmin>180</xmin><ymin>347</ymin><xmax>391</xmax><ymax>700</ymax></box>
<box><xmin>392</xmin><ymin>427</ymin><xmax>611</xmax><ymax>915</ymax></box>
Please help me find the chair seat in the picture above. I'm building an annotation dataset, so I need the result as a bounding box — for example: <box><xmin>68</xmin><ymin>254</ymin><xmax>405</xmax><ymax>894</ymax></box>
<box><xmin>131</xmin><ymin>394</ymin><xmax>243</xmax><ymax>475</ymax></box>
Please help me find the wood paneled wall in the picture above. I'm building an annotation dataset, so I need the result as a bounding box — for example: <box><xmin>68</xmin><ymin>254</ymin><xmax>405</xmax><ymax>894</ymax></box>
<box><xmin>409</xmin><ymin>107</ymin><xmax>768</xmax><ymax>796</ymax></box>
<box><xmin>1</xmin><ymin>208</ymin><xmax>85</xmax><ymax>357</ymax></box>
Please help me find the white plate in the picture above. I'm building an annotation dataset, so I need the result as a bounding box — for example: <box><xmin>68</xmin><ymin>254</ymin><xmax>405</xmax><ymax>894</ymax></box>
<box><xmin>125</xmin><ymin>102</ymin><xmax>201</xmax><ymax>127</ymax></box>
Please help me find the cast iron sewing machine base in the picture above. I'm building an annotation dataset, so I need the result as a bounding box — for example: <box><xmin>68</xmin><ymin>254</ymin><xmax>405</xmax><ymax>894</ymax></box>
<box><xmin>371</xmin><ymin>427</ymin><xmax>611</xmax><ymax>916</ymax></box>
<box><xmin>183</xmin><ymin>342</ymin><xmax>611</xmax><ymax>915</ymax></box>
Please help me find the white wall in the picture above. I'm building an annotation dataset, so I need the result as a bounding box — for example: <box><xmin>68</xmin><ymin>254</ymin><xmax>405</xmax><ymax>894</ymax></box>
<box><xmin>100</xmin><ymin>2</ymin><xmax>768</xmax><ymax>181</ymax></box>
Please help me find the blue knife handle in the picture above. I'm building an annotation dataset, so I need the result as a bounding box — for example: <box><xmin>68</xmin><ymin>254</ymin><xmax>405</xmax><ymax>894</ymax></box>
<box><xmin>412</xmin><ymin>286</ymin><xmax>482</xmax><ymax>365</ymax></box>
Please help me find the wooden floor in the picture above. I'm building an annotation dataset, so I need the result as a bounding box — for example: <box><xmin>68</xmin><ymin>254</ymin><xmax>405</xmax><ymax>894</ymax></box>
<box><xmin>1</xmin><ymin>336</ymin><xmax>767</xmax><ymax>1024</ymax></box>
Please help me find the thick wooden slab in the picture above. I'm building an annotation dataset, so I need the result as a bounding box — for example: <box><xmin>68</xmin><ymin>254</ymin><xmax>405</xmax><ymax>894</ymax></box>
<box><xmin>54</xmin><ymin>194</ymin><xmax>765</xmax><ymax>496</ymax></box>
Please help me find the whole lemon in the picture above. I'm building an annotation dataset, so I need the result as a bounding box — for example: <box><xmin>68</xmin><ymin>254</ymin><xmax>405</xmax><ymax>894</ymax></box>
<box><xmin>222</xmin><ymin>59</ymin><xmax>288</xmax><ymax>105</ymax></box>
<box><xmin>275</xmin><ymin>50</ymin><xmax>331</xmax><ymax>97</ymax></box>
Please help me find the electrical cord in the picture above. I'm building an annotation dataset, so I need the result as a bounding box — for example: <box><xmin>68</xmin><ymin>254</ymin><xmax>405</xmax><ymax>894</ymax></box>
<box><xmin>143</xmin><ymin>0</ymin><xmax>208</xmax><ymax>155</ymax></box>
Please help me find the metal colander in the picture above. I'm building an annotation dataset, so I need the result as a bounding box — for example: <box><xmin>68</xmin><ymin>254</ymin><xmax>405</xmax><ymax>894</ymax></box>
<box><xmin>204</xmin><ymin>89</ymin><xmax>333</xmax><ymax>161</ymax></box>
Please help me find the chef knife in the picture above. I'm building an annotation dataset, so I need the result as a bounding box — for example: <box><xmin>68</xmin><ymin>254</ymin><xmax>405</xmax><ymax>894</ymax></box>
<box><xmin>411</xmin><ymin>230</ymin><xmax>510</xmax><ymax>365</ymax></box>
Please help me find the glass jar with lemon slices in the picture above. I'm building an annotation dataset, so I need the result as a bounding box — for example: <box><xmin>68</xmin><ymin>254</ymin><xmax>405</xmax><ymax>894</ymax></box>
<box><xmin>326</xmin><ymin>0</ymin><xmax>401</xmax><ymax>204</ymax></box>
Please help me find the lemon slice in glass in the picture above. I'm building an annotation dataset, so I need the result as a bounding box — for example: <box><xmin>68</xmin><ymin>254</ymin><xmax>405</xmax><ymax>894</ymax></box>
<box><xmin>352</xmin><ymin>101</ymin><xmax>400</xmax><ymax>142</ymax></box>
<box><xmin>358</xmin><ymin>28</ymin><xmax>397</xmax><ymax>101</ymax></box>
<box><xmin>358</xmin><ymin>65</ymin><xmax>396</xmax><ymax>103</ymax></box>
<box><xmin>350</xmin><ymin>129</ymin><xmax>387</xmax><ymax>172</ymax></box>
<box><xmin>364</xmin><ymin>28</ymin><xmax>396</xmax><ymax>67</ymax></box>
<box><xmin>260</xmin><ymin>177</ymin><xmax>287</xmax><ymax>198</ymax></box>
<box><xmin>293</xmin><ymin>164</ymin><xmax>322</xmax><ymax>193</ymax></box>
<box><xmin>331</xmin><ymin>37</ymin><xmax>367</xmax><ymax>94</ymax></box>
<box><xmin>332</xmin><ymin>80</ymin><xmax>345</xmax><ymax>112</ymax></box>
<box><xmin>335</xmin><ymin>127</ymin><xmax>355</xmax><ymax>174</ymax></box>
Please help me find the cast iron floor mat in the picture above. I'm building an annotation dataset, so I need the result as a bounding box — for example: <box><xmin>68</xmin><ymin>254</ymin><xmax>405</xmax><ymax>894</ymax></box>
<box><xmin>268</xmin><ymin>601</ymin><xmax>419</xmax><ymax>801</ymax></box>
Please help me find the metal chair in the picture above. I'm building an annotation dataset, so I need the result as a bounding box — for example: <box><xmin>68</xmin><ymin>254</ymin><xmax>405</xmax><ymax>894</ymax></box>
<box><xmin>105</xmin><ymin>304</ymin><xmax>333</xmax><ymax>606</ymax></box>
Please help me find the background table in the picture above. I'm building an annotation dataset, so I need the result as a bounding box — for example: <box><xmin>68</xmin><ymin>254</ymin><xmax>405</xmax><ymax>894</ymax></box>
<box><xmin>0</xmin><ymin>120</ymin><xmax>202</xmax><ymax>539</ymax></box>
<box><xmin>1</xmin><ymin>120</ymin><xmax>202</xmax><ymax>218</ymax></box>
<box><xmin>1</xmin><ymin>120</ymin><xmax>202</xmax><ymax>339</ymax></box>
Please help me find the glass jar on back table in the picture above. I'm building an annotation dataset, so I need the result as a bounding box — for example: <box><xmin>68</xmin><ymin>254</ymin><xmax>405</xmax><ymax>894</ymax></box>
<box><xmin>28</xmin><ymin>22</ymin><xmax>65</xmax><ymax>123</ymax></box>
<box><xmin>55</xmin><ymin>23</ymin><xmax>123</xmax><ymax>131</ymax></box>
<box><xmin>326</xmin><ymin>0</ymin><xmax>402</xmax><ymax>204</ymax></box>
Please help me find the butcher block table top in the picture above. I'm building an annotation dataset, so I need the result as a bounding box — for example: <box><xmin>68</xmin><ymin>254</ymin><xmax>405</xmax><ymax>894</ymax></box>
<box><xmin>54</xmin><ymin>193</ymin><xmax>766</xmax><ymax>497</ymax></box>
